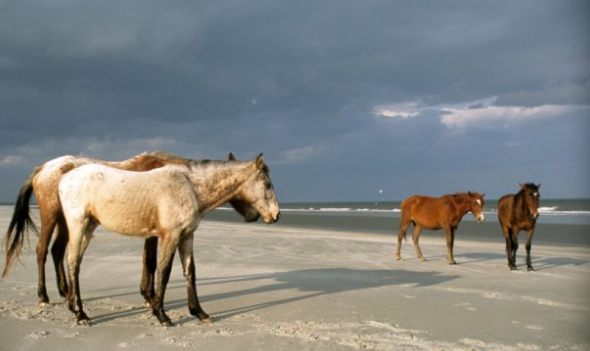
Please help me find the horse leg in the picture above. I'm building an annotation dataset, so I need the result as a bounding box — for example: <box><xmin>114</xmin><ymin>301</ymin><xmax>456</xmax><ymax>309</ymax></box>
<box><xmin>51</xmin><ymin>216</ymin><xmax>70</xmax><ymax>299</ymax></box>
<box><xmin>412</xmin><ymin>225</ymin><xmax>425</xmax><ymax>261</ymax></box>
<box><xmin>525</xmin><ymin>229</ymin><xmax>535</xmax><ymax>271</ymax></box>
<box><xmin>36</xmin><ymin>212</ymin><xmax>57</xmax><ymax>307</ymax></box>
<box><xmin>140</xmin><ymin>237</ymin><xmax>158</xmax><ymax>307</ymax></box>
<box><xmin>510</xmin><ymin>228</ymin><xmax>519</xmax><ymax>270</ymax></box>
<box><xmin>66</xmin><ymin>220</ymin><xmax>96</xmax><ymax>326</ymax></box>
<box><xmin>445</xmin><ymin>227</ymin><xmax>457</xmax><ymax>265</ymax></box>
<box><xmin>178</xmin><ymin>232</ymin><xmax>211</xmax><ymax>323</ymax></box>
<box><xmin>501</xmin><ymin>225</ymin><xmax>515</xmax><ymax>270</ymax></box>
<box><xmin>151</xmin><ymin>235</ymin><xmax>178</xmax><ymax>327</ymax></box>
<box><xmin>395</xmin><ymin>219</ymin><xmax>411</xmax><ymax>261</ymax></box>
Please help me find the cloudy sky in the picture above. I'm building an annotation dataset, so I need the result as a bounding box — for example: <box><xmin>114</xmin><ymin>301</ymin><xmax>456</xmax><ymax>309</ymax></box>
<box><xmin>1</xmin><ymin>1</ymin><xmax>589</xmax><ymax>203</ymax></box>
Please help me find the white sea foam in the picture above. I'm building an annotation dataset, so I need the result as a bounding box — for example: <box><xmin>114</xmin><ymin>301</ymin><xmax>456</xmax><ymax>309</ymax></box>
<box><xmin>279</xmin><ymin>207</ymin><xmax>399</xmax><ymax>214</ymax></box>
<box><xmin>537</xmin><ymin>207</ymin><xmax>590</xmax><ymax>216</ymax></box>
<box><xmin>277</xmin><ymin>206</ymin><xmax>590</xmax><ymax>216</ymax></box>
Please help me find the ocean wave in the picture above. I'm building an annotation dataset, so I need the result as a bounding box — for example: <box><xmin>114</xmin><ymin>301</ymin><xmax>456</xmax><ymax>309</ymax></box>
<box><xmin>280</xmin><ymin>207</ymin><xmax>400</xmax><ymax>213</ymax></box>
<box><xmin>538</xmin><ymin>209</ymin><xmax>590</xmax><ymax>216</ymax></box>
<box><xmin>278</xmin><ymin>206</ymin><xmax>590</xmax><ymax>216</ymax></box>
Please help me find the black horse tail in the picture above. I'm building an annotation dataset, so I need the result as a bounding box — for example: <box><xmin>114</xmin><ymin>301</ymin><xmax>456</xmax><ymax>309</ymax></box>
<box><xmin>2</xmin><ymin>166</ymin><xmax>41</xmax><ymax>277</ymax></box>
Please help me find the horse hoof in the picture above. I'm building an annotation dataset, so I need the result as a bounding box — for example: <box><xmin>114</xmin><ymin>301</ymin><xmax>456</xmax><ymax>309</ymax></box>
<box><xmin>527</xmin><ymin>266</ymin><xmax>535</xmax><ymax>272</ymax></box>
<box><xmin>77</xmin><ymin>319</ymin><xmax>92</xmax><ymax>327</ymax></box>
<box><xmin>144</xmin><ymin>300</ymin><xmax>152</xmax><ymax>308</ymax></box>
<box><xmin>448</xmin><ymin>261</ymin><xmax>457</xmax><ymax>265</ymax></box>
<box><xmin>190</xmin><ymin>308</ymin><xmax>211</xmax><ymax>322</ymax></box>
<box><xmin>509</xmin><ymin>266</ymin><xmax>517</xmax><ymax>271</ymax></box>
<box><xmin>419</xmin><ymin>258</ymin><xmax>427</xmax><ymax>262</ymax></box>
<box><xmin>39</xmin><ymin>301</ymin><xmax>51</xmax><ymax>309</ymax></box>
<box><xmin>200</xmin><ymin>317</ymin><xmax>213</xmax><ymax>325</ymax></box>
<box><xmin>161</xmin><ymin>320</ymin><xmax>174</xmax><ymax>327</ymax></box>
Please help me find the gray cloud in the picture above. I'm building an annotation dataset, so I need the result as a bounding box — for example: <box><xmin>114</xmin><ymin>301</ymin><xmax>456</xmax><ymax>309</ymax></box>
<box><xmin>1</xmin><ymin>0</ymin><xmax>589</xmax><ymax>201</ymax></box>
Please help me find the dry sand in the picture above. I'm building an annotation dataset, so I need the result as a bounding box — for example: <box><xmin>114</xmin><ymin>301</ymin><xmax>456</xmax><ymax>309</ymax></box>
<box><xmin>1</xmin><ymin>211</ymin><xmax>589</xmax><ymax>350</ymax></box>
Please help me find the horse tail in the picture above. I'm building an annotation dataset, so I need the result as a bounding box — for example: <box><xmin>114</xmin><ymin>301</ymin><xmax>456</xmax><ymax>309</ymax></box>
<box><xmin>399</xmin><ymin>198</ymin><xmax>412</xmax><ymax>242</ymax></box>
<box><xmin>2</xmin><ymin>166</ymin><xmax>41</xmax><ymax>277</ymax></box>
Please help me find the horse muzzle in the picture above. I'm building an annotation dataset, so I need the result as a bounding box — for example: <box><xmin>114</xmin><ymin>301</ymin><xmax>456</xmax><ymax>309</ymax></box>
<box><xmin>263</xmin><ymin>211</ymin><xmax>281</xmax><ymax>224</ymax></box>
<box><xmin>531</xmin><ymin>213</ymin><xmax>539</xmax><ymax>220</ymax></box>
<box><xmin>476</xmin><ymin>214</ymin><xmax>485</xmax><ymax>223</ymax></box>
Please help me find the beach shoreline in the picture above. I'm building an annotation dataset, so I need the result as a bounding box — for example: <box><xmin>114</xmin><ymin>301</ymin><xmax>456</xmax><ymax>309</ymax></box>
<box><xmin>1</xmin><ymin>215</ymin><xmax>589</xmax><ymax>350</ymax></box>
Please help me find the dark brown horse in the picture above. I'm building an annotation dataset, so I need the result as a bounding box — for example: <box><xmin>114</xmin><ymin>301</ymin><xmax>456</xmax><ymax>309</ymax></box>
<box><xmin>497</xmin><ymin>183</ymin><xmax>540</xmax><ymax>271</ymax></box>
<box><xmin>395</xmin><ymin>192</ymin><xmax>486</xmax><ymax>264</ymax></box>
<box><xmin>2</xmin><ymin>152</ymin><xmax>259</xmax><ymax>308</ymax></box>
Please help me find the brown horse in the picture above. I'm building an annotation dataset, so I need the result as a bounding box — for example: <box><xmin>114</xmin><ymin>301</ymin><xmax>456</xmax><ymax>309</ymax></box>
<box><xmin>497</xmin><ymin>183</ymin><xmax>540</xmax><ymax>271</ymax></box>
<box><xmin>2</xmin><ymin>152</ymin><xmax>259</xmax><ymax>307</ymax></box>
<box><xmin>395</xmin><ymin>192</ymin><xmax>486</xmax><ymax>264</ymax></box>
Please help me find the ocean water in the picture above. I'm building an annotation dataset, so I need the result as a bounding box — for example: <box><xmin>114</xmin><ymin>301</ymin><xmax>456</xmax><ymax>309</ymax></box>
<box><xmin>2</xmin><ymin>198</ymin><xmax>589</xmax><ymax>248</ymax></box>
<box><xmin>276</xmin><ymin>198</ymin><xmax>590</xmax><ymax>225</ymax></box>
<box><xmin>210</xmin><ymin>198</ymin><xmax>590</xmax><ymax>248</ymax></box>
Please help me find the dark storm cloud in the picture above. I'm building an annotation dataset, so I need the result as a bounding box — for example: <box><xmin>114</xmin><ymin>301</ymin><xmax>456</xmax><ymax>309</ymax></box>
<box><xmin>1</xmin><ymin>0</ymin><xmax>589</xmax><ymax>201</ymax></box>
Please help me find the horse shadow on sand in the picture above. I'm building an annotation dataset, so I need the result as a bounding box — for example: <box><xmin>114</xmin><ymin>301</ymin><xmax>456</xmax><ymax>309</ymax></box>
<box><xmin>454</xmin><ymin>251</ymin><xmax>506</xmax><ymax>264</ymax></box>
<box><xmin>529</xmin><ymin>257</ymin><xmax>588</xmax><ymax>271</ymax></box>
<box><xmin>449</xmin><ymin>251</ymin><xmax>588</xmax><ymax>271</ymax></box>
<box><xmin>395</xmin><ymin>250</ymin><xmax>588</xmax><ymax>272</ymax></box>
<box><xmin>90</xmin><ymin>267</ymin><xmax>460</xmax><ymax>325</ymax></box>
<box><xmin>400</xmin><ymin>250</ymin><xmax>506</xmax><ymax>265</ymax></box>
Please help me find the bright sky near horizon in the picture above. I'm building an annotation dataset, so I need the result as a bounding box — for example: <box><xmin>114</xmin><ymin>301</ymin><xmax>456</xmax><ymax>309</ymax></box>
<box><xmin>1</xmin><ymin>1</ymin><xmax>589</xmax><ymax>202</ymax></box>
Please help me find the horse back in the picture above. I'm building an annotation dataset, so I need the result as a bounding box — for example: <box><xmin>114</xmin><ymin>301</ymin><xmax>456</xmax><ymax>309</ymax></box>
<box><xmin>32</xmin><ymin>155</ymin><xmax>100</xmax><ymax>206</ymax></box>
<box><xmin>107</xmin><ymin>153</ymin><xmax>188</xmax><ymax>172</ymax></box>
<box><xmin>401</xmin><ymin>195</ymin><xmax>452</xmax><ymax>229</ymax></box>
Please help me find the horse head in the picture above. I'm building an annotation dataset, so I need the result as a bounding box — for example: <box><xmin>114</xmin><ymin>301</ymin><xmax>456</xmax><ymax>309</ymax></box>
<box><xmin>227</xmin><ymin>153</ymin><xmax>261</xmax><ymax>222</ymax></box>
<box><xmin>233</xmin><ymin>153</ymin><xmax>280</xmax><ymax>224</ymax></box>
<box><xmin>520</xmin><ymin>183</ymin><xmax>541</xmax><ymax>220</ymax></box>
<box><xmin>467</xmin><ymin>191</ymin><xmax>486</xmax><ymax>223</ymax></box>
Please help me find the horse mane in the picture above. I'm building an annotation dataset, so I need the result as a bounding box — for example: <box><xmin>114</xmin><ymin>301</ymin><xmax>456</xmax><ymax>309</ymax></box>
<box><xmin>522</xmin><ymin>183</ymin><xmax>539</xmax><ymax>190</ymax></box>
<box><xmin>453</xmin><ymin>191</ymin><xmax>480</xmax><ymax>198</ymax></box>
<box><xmin>148</xmin><ymin>151</ymin><xmax>208</xmax><ymax>168</ymax></box>
<box><xmin>259</xmin><ymin>162</ymin><xmax>270</xmax><ymax>174</ymax></box>
<box><xmin>149</xmin><ymin>151</ymin><xmax>191</xmax><ymax>163</ymax></box>
<box><xmin>149</xmin><ymin>151</ymin><xmax>269</xmax><ymax>173</ymax></box>
<box><xmin>517</xmin><ymin>183</ymin><xmax>540</xmax><ymax>196</ymax></box>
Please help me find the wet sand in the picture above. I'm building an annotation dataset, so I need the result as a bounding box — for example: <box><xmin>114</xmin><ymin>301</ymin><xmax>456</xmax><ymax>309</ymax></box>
<box><xmin>1</xmin><ymin>213</ymin><xmax>589</xmax><ymax>350</ymax></box>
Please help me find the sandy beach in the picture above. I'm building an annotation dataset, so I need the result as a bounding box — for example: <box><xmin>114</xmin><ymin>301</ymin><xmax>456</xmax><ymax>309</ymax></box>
<box><xmin>1</xmin><ymin>210</ymin><xmax>589</xmax><ymax>351</ymax></box>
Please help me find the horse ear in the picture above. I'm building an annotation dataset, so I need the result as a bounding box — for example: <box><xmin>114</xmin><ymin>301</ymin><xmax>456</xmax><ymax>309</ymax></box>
<box><xmin>537</xmin><ymin>183</ymin><xmax>541</xmax><ymax>189</ymax></box>
<box><xmin>256</xmin><ymin>153</ymin><xmax>265</xmax><ymax>169</ymax></box>
<box><xmin>519</xmin><ymin>183</ymin><xmax>525</xmax><ymax>190</ymax></box>
<box><xmin>228</xmin><ymin>152</ymin><xmax>237</xmax><ymax>161</ymax></box>
<box><xmin>482</xmin><ymin>193</ymin><xmax>486</xmax><ymax>198</ymax></box>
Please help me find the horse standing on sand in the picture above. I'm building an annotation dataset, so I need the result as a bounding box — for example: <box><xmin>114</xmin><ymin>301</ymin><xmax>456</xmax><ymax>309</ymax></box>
<box><xmin>139</xmin><ymin>153</ymin><xmax>260</xmax><ymax>307</ymax></box>
<box><xmin>497</xmin><ymin>183</ymin><xmax>540</xmax><ymax>271</ymax></box>
<box><xmin>2</xmin><ymin>152</ymin><xmax>260</xmax><ymax>308</ymax></box>
<box><xmin>58</xmin><ymin>154</ymin><xmax>280</xmax><ymax>326</ymax></box>
<box><xmin>395</xmin><ymin>192</ymin><xmax>486</xmax><ymax>264</ymax></box>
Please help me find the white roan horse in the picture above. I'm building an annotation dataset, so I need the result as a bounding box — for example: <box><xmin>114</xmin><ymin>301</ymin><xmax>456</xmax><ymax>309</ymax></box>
<box><xmin>58</xmin><ymin>154</ymin><xmax>280</xmax><ymax>326</ymax></box>
<box><xmin>2</xmin><ymin>151</ymin><xmax>260</xmax><ymax>309</ymax></box>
